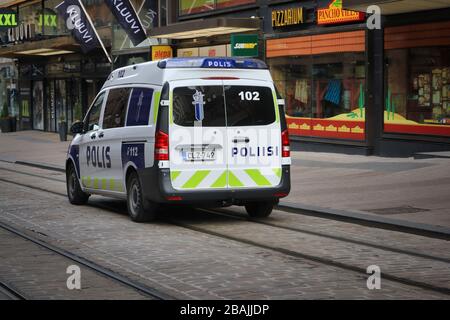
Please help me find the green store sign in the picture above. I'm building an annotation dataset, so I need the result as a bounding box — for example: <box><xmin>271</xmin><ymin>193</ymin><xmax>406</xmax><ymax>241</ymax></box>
<box><xmin>0</xmin><ymin>9</ymin><xmax>18</xmax><ymax>28</ymax></box>
<box><xmin>231</xmin><ymin>34</ymin><xmax>258</xmax><ymax>57</ymax></box>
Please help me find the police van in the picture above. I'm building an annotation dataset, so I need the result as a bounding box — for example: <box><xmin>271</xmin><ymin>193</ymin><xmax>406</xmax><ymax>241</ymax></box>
<box><xmin>66</xmin><ymin>57</ymin><xmax>291</xmax><ymax>222</ymax></box>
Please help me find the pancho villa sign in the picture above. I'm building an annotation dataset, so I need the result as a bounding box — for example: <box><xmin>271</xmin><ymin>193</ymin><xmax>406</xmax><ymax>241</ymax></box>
<box><xmin>105</xmin><ymin>0</ymin><xmax>147</xmax><ymax>46</ymax></box>
<box><xmin>317</xmin><ymin>0</ymin><xmax>365</xmax><ymax>25</ymax></box>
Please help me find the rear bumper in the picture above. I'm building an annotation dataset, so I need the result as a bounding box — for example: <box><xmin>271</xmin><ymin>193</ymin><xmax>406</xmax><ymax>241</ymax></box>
<box><xmin>138</xmin><ymin>165</ymin><xmax>291</xmax><ymax>206</ymax></box>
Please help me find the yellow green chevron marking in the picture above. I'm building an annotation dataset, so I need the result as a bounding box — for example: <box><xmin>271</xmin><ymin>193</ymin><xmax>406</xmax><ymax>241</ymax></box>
<box><xmin>273</xmin><ymin>168</ymin><xmax>282</xmax><ymax>178</ymax></box>
<box><xmin>93</xmin><ymin>178</ymin><xmax>99</xmax><ymax>189</ymax></box>
<box><xmin>109</xmin><ymin>178</ymin><xmax>115</xmax><ymax>191</ymax></box>
<box><xmin>101</xmin><ymin>178</ymin><xmax>107</xmax><ymax>190</ymax></box>
<box><xmin>171</xmin><ymin>170</ymin><xmax>181</xmax><ymax>181</ymax></box>
<box><xmin>182</xmin><ymin>170</ymin><xmax>211</xmax><ymax>189</ymax></box>
<box><xmin>245</xmin><ymin>169</ymin><xmax>271</xmax><ymax>186</ymax></box>
<box><xmin>228</xmin><ymin>171</ymin><xmax>244</xmax><ymax>187</ymax></box>
<box><xmin>211</xmin><ymin>171</ymin><xmax>227</xmax><ymax>188</ymax></box>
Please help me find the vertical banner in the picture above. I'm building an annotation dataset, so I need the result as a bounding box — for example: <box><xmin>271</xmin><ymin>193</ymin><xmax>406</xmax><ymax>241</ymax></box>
<box><xmin>105</xmin><ymin>0</ymin><xmax>147</xmax><ymax>46</ymax></box>
<box><xmin>55</xmin><ymin>0</ymin><xmax>101</xmax><ymax>53</ymax></box>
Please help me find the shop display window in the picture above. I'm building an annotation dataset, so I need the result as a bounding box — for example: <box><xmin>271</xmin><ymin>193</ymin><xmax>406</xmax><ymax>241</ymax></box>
<box><xmin>385</xmin><ymin>47</ymin><xmax>450</xmax><ymax>137</ymax></box>
<box><xmin>269</xmin><ymin>52</ymin><xmax>366</xmax><ymax>141</ymax></box>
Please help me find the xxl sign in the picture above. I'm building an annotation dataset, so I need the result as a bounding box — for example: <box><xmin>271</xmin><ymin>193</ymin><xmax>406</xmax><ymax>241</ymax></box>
<box><xmin>0</xmin><ymin>9</ymin><xmax>18</xmax><ymax>28</ymax></box>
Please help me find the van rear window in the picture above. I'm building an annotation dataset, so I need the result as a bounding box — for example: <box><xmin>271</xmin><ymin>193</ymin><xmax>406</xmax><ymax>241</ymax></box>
<box><xmin>173</xmin><ymin>86</ymin><xmax>226</xmax><ymax>127</ymax></box>
<box><xmin>224</xmin><ymin>86</ymin><xmax>275</xmax><ymax>126</ymax></box>
<box><xmin>172</xmin><ymin>85</ymin><xmax>275</xmax><ymax>127</ymax></box>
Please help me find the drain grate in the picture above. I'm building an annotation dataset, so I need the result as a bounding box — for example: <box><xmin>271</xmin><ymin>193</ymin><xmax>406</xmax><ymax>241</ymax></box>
<box><xmin>366</xmin><ymin>206</ymin><xmax>430</xmax><ymax>215</ymax></box>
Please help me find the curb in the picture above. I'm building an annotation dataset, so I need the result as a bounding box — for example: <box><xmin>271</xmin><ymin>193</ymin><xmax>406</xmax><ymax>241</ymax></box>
<box><xmin>277</xmin><ymin>201</ymin><xmax>450</xmax><ymax>240</ymax></box>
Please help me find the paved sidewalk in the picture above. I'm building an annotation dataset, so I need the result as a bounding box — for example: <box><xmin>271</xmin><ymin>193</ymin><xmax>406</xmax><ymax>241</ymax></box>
<box><xmin>1</xmin><ymin>130</ymin><xmax>450</xmax><ymax>228</ymax></box>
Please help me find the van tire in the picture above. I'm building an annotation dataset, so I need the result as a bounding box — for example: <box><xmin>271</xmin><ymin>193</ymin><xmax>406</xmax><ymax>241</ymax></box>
<box><xmin>245</xmin><ymin>201</ymin><xmax>273</xmax><ymax>218</ymax></box>
<box><xmin>126</xmin><ymin>171</ymin><xmax>157</xmax><ymax>222</ymax></box>
<box><xmin>66</xmin><ymin>163</ymin><xmax>89</xmax><ymax>205</ymax></box>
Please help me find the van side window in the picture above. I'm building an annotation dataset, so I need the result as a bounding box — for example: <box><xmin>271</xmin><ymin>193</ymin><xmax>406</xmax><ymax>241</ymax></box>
<box><xmin>103</xmin><ymin>88</ymin><xmax>131</xmax><ymax>129</ymax></box>
<box><xmin>84</xmin><ymin>92</ymin><xmax>105</xmax><ymax>132</ymax></box>
<box><xmin>126</xmin><ymin>88</ymin><xmax>154</xmax><ymax>126</ymax></box>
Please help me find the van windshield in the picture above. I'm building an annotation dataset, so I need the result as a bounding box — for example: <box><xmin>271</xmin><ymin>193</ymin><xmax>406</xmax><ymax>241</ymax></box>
<box><xmin>172</xmin><ymin>85</ymin><xmax>275</xmax><ymax>127</ymax></box>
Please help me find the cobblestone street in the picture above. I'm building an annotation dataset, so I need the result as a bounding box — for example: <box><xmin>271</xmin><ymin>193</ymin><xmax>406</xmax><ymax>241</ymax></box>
<box><xmin>0</xmin><ymin>161</ymin><xmax>449</xmax><ymax>299</ymax></box>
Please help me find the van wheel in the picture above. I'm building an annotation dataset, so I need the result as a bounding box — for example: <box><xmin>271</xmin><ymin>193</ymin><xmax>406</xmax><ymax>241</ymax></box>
<box><xmin>127</xmin><ymin>171</ymin><xmax>157</xmax><ymax>222</ymax></box>
<box><xmin>245</xmin><ymin>201</ymin><xmax>274</xmax><ymax>218</ymax></box>
<box><xmin>66</xmin><ymin>163</ymin><xmax>89</xmax><ymax>205</ymax></box>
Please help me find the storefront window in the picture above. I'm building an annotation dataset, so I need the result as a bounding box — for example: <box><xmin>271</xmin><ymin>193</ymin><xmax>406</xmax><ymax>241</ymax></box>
<box><xmin>179</xmin><ymin>0</ymin><xmax>255</xmax><ymax>16</ymax></box>
<box><xmin>44</xmin><ymin>0</ymin><xmax>69</xmax><ymax>36</ymax></box>
<box><xmin>269</xmin><ymin>52</ymin><xmax>366</xmax><ymax>141</ymax></box>
<box><xmin>385</xmin><ymin>47</ymin><xmax>450</xmax><ymax>137</ymax></box>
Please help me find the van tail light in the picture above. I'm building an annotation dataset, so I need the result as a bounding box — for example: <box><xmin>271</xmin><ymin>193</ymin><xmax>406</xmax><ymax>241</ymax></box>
<box><xmin>155</xmin><ymin>130</ymin><xmax>169</xmax><ymax>161</ymax></box>
<box><xmin>281</xmin><ymin>129</ymin><xmax>290</xmax><ymax>158</ymax></box>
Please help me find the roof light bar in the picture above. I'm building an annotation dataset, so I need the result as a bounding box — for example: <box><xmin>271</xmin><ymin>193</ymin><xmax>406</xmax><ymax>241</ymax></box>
<box><xmin>157</xmin><ymin>57</ymin><xmax>268</xmax><ymax>70</ymax></box>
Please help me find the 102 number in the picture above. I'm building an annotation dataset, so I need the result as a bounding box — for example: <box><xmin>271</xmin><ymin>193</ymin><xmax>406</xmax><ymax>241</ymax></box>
<box><xmin>238</xmin><ymin>91</ymin><xmax>260</xmax><ymax>101</ymax></box>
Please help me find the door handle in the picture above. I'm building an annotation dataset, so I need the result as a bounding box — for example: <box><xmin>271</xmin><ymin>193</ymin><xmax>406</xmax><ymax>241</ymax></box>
<box><xmin>232</xmin><ymin>137</ymin><xmax>250</xmax><ymax>143</ymax></box>
<box><xmin>90</xmin><ymin>133</ymin><xmax>96</xmax><ymax>140</ymax></box>
<box><xmin>98</xmin><ymin>132</ymin><xmax>104</xmax><ymax>138</ymax></box>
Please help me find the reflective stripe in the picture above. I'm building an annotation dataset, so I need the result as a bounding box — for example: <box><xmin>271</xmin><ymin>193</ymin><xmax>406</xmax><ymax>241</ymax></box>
<box><xmin>273</xmin><ymin>90</ymin><xmax>280</xmax><ymax>123</ymax></box>
<box><xmin>244</xmin><ymin>169</ymin><xmax>271</xmax><ymax>186</ymax></box>
<box><xmin>181</xmin><ymin>170</ymin><xmax>211</xmax><ymax>189</ymax></box>
<box><xmin>273</xmin><ymin>168</ymin><xmax>282</xmax><ymax>178</ymax></box>
<box><xmin>211</xmin><ymin>171</ymin><xmax>227</xmax><ymax>188</ymax></box>
<box><xmin>169</xmin><ymin>168</ymin><xmax>281</xmax><ymax>189</ymax></box>
<box><xmin>171</xmin><ymin>170</ymin><xmax>181</xmax><ymax>181</ymax></box>
<box><xmin>228</xmin><ymin>170</ymin><xmax>244</xmax><ymax>187</ymax></box>
<box><xmin>153</xmin><ymin>91</ymin><xmax>161</xmax><ymax>123</ymax></box>
<box><xmin>101</xmin><ymin>178</ymin><xmax>107</xmax><ymax>190</ymax></box>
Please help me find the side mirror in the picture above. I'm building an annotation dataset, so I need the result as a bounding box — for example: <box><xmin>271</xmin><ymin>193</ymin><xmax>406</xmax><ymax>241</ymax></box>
<box><xmin>70</xmin><ymin>121</ymin><xmax>84</xmax><ymax>135</ymax></box>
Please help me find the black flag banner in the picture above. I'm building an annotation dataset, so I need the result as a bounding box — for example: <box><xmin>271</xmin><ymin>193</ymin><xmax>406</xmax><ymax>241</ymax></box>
<box><xmin>105</xmin><ymin>0</ymin><xmax>147</xmax><ymax>46</ymax></box>
<box><xmin>55</xmin><ymin>0</ymin><xmax>101</xmax><ymax>53</ymax></box>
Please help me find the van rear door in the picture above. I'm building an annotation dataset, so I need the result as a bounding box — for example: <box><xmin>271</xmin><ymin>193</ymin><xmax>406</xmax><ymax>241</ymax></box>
<box><xmin>169</xmin><ymin>79</ymin><xmax>228</xmax><ymax>190</ymax></box>
<box><xmin>224</xmin><ymin>80</ymin><xmax>282</xmax><ymax>189</ymax></box>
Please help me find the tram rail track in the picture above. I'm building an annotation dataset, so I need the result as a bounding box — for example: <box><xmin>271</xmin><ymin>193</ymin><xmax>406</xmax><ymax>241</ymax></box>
<box><xmin>0</xmin><ymin>280</ymin><xmax>27</xmax><ymax>300</ymax></box>
<box><xmin>2</xmin><ymin>162</ymin><xmax>449</xmax><ymax>240</ymax></box>
<box><xmin>0</xmin><ymin>202</ymin><xmax>174</xmax><ymax>300</ymax></box>
<box><xmin>0</xmin><ymin>166</ymin><xmax>449</xmax><ymax>296</ymax></box>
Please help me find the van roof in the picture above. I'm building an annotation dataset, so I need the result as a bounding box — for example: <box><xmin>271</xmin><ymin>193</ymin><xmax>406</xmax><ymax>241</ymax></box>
<box><xmin>102</xmin><ymin>57</ymin><xmax>273</xmax><ymax>90</ymax></box>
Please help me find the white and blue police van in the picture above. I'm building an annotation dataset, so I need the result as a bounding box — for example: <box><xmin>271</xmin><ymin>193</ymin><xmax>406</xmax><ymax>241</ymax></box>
<box><xmin>66</xmin><ymin>57</ymin><xmax>291</xmax><ymax>222</ymax></box>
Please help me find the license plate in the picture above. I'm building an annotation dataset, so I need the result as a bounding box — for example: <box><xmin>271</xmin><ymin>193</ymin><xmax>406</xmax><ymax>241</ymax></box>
<box><xmin>182</xmin><ymin>149</ymin><xmax>216</xmax><ymax>161</ymax></box>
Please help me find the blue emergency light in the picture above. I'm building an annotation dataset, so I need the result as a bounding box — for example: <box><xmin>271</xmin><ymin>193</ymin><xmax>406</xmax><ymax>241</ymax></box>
<box><xmin>157</xmin><ymin>57</ymin><xmax>268</xmax><ymax>70</ymax></box>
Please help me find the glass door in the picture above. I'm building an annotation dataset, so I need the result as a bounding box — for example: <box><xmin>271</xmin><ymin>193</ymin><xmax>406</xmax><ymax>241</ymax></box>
<box><xmin>32</xmin><ymin>81</ymin><xmax>44</xmax><ymax>130</ymax></box>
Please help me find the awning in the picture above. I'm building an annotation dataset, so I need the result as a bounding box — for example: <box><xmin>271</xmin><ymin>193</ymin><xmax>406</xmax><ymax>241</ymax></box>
<box><xmin>0</xmin><ymin>27</ymin><xmax>112</xmax><ymax>58</ymax></box>
<box><xmin>148</xmin><ymin>18</ymin><xmax>260</xmax><ymax>39</ymax></box>
<box><xmin>0</xmin><ymin>0</ymin><xmax>29</xmax><ymax>8</ymax></box>
<box><xmin>343</xmin><ymin>0</ymin><xmax>450</xmax><ymax>15</ymax></box>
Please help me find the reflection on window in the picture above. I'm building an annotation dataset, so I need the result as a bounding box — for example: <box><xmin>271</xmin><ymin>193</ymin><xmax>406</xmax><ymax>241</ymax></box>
<box><xmin>103</xmin><ymin>88</ymin><xmax>131</xmax><ymax>129</ymax></box>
